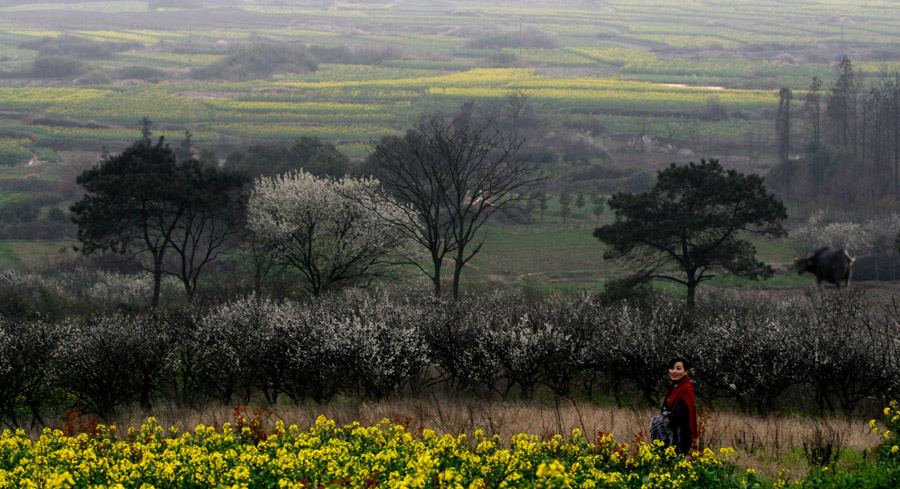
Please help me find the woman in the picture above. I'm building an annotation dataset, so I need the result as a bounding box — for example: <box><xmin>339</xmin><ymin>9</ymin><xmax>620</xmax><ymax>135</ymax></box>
<box><xmin>653</xmin><ymin>357</ymin><xmax>697</xmax><ymax>455</ymax></box>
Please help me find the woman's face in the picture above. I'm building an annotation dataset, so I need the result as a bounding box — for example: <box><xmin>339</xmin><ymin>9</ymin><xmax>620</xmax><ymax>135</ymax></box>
<box><xmin>668</xmin><ymin>361</ymin><xmax>687</xmax><ymax>382</ymax></box>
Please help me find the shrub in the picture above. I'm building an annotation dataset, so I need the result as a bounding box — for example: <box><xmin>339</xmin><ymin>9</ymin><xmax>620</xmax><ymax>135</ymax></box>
<box><xmin>0</xmin><ymin>200</ymin><xmax>40</xmax><ymax>224</ymax></box>
<box><xmin>483</xmin><ymin>51</ymin><xmax>527</xmax><ymax>68</ymax></box>
<box><xmin>800</xmin><ymin>289</ymin><xmax>894</xmax><ymax>414</ymax></box>
<box><xmin>194</xmin><ymin>297</ymin><xmax>272</xmax><ymax>404</ymax></box>
<box><xmin>691</xmin><ymin>297</ymin><xmax>805</xmax><ymax>414</ymax></box>
<box><xmin>20</xmin><ymin>35</ymin><xmax>139</xmax><ymax>59</ymax></box>
<box><xmin>308</xmin><ymin>44</ymin><xmax>401</xmax><ymax>65</ymax></box>
<box><xmin>337</xmin><ymin>291</ymin><xmax>430</xmax><ymax>399</ymax></box>
<box><xmin>422</xmin><ymin>294</ymin><xmax>505</xmax><ymax>396</ymax></box>
<box><xmin>191</xmin><ymin>43</ymin><xmax>317</xmax><ymax>81</ymax></box>
<box><xmin>802</xmin><ymin>420</ymin><xmax>844</xmax><ymax>468</ymax></box>
<box><xmin>796</xmin><ymin>402</ymin><xmax>900</xmax><ymax>488</ymax></box>
<box><xmin>52</xmin><ymin>313</ymin><xmax>171</xmax><ymax>416</ymax></box>
<box><xmin>0</xmin><ymin>286</ymin><xmax>897</xmax><ymax>426</ymax></box>
<box><xmin>519</xmin><ymin>294</ymin><xmax>595</xmax><ymax>398</ymax></box>
<box><xmin>46</xmin><ymin>207</ymin><xmax>68</xmax><ymax>223</ymax></box>
<box><xmin>0</xmin><ymin>319</ymin><xmax>59</xmax><ymax>426</ymax></box>
<box><xmin>115</xmin><ymin>65</ymin><xmax>165</xmax><ymax>81</ymax></box>
<box><xmin>76</xmin><ymin>69</ymin><xmax>112</xmax><ymax>85</ymax></box>
<box><xmin>0</xmin><ymin>139</ymin><xmax>30</xmax><ymax>167</ymax></box>
<box><xmin>31</xmin><ymin>56</ymin><xmax>89</xmax><ymax>79</ymax></box>
<box><xmin>699</xmin><ymin>95</ymin><xmax>728</xmax><ymax>121</ymax></box>
<box><xmin>595</xmin><ymin>295</ymin><xmax>690</xmax><ymax>405</ymax></box>
<box><xmin>199</xmin><ymin>295</ymin><xmax>351</xmax><ymax>404</ymax></box>
<box><xmin>157</xmin><ymin>305</ymin><xmax>215</xmax><ymax>406</ymax></box>
<box><xmin>61</xmin><ymin>269</ymin><xmax>151</xmax><ymax>308</ymax></box>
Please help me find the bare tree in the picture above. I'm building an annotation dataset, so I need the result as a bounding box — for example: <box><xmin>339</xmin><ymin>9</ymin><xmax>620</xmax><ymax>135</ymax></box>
<box><xmin>559</xmin><ymin>188</ymin><xmax>572</xmax><ymax>228</ymax></box>
<box><xmin>236</xmin><ymin>238</ymin><xmax>287</xmax><ymax>297</ymax></box>
<box><xmin>744</xmin><ymin>121</ymin><xmax>764</xmax><ymax>166</ymax></box>
<box><xmin>826</xmin><ymin>55</ymin><xmax>860</xmax><ymax>151</ymax></box>
<box><xmin>805</xmin><ymin>76</ymin><xmax>822</xmax><ymax>145</ymax></box>
<box><xmin>682</xmin><ymin>117</ymin><xmax>705</xmax><ymax>156</ymax></box>
<box><xmin>775</xmin><ymin>88</ymin><xmax>792</xmax><ymax>165</ymax></box>
<box><xmin>864</xmin><ymin>66</ymin><xmax>900</xmax><ymax>199</ymax></box>
<box><xmin>364</xmin><ymin>128</ymin><xmax>455</xmax><ymax>297</ymax></box>
<box><xmin>537</xmin><ymin>188</ymin><xmax>549</xmax><ymax>224</ymax></box>
<box><xmin>365</xmin><ymin>101</ymin><xmax>545</xmax><ymax>298</ymax></box>
<box><xmin>165</xmin><ymin>160</ymin><xmax>249</xmax><ymax>300</ymax></box>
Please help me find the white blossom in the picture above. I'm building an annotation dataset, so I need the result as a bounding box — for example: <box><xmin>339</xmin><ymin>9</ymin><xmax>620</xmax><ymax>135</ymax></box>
<box><xmin>247</xmin><ymin>170</ymin><xmax>412</xmax><ymax>294</ymax></box>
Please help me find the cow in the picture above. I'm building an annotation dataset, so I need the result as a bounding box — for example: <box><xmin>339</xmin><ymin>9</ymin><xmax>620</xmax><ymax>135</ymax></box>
<box><xmin>795</xmin><ymin>247</ymin><xmax>855</xmax><ymax>289</ymax></box>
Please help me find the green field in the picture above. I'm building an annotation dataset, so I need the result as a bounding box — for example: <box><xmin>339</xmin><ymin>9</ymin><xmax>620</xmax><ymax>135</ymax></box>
<box><xmin>0</xmin><ymin>0</ymin><xmax>896</xmax><ymax>160</ymax></box>
<box><xmin>0</xmin><ymin>0</ymin><xmax>895</xmax><ymax>292</ymax></box>
<box><xmin>459</xmin><ymin>221</ymin><xmax>808</xmax><ymax>292</ymax></box>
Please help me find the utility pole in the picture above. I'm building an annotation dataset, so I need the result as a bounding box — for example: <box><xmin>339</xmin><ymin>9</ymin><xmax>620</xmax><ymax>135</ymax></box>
<box><xmin>519</xmin><ymin>21</ymin><xmax>523</xmax><ymax>58</ymax></box>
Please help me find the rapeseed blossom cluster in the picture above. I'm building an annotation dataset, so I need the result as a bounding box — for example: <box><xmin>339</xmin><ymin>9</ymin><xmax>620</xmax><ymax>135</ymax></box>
<box><xmin>0</xmin><ymin>416</ymin><xmax>754</xmax><ymax>489</ymax></box>
<box><xmin>872</xmin><ymin>400</ymin><xmax>900</xmax><ymax>461</ymax></box>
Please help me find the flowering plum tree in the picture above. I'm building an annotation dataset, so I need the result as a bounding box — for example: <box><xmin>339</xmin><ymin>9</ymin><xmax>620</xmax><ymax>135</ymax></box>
<box><xmin>247</xmin><ymin>171</ymin><xmax>410</xmax><ymax>296</ymax></box>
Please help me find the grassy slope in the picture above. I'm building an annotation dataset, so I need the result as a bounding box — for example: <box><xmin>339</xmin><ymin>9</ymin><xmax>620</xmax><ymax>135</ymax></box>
<box><xmin>460</xmin><ymin>220</ymin><xmax>810</xmax><ymax>292</ymax></box>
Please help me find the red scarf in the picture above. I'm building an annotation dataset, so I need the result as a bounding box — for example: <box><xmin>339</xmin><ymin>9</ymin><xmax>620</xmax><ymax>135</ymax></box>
<box><xmin>664</xmin><ymin>376</ymin><xmax>697</xmax><ymax>441</ymax></box>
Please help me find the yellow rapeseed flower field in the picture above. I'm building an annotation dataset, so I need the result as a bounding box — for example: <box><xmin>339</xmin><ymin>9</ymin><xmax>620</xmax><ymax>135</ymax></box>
<box><xmin>0</xmin><ymin>415</ymin><xmax>753</xmax><ymax>489</ymax></box>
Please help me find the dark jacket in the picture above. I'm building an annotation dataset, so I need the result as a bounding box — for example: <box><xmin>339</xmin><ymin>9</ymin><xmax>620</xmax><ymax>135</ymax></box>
<box><xmin>666</xmin><ymin>397</ymin><xmax>693</xmax><ymax>455</ymax></box>
<box><xmin>662</xmin><ymin>378</ymin><xmax>697</xmax><ymax>455</ymax></box>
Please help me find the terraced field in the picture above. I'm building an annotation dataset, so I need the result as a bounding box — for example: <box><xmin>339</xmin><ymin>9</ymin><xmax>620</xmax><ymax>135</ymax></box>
<box><xmin>0</xmin><ymin>0</ymin><xmax>895</xmax><ymax>166</ymax></box>
<box><xmin>0</xmin><ymin>0</ymin><xmax>894</xmax><ymax>288</ymax></box>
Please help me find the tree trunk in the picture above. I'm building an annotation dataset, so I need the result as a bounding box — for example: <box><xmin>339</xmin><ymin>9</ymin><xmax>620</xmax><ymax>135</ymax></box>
<box><xmin>152</xmin><ymin>256</ymin><xmax>163</xmax><ymax>308</ymax></box>
<box><xmin>182</xmin><ymin>277</ymin><xmax>195</xmax><ymax>301</ymax></box>
<box><xmin>432</xmin><ymin>256</ymin><xmax>442</xmax><ymax>297</ymax></box>
<box><xmin>452</xmin><ymin>254</ymin><xmax>464</xmax><ymax>299</ymax></box>
<box><xmin>686</xmin><ymin>281</ymin><xmax>696</xmax><ymax>309</ymax></box>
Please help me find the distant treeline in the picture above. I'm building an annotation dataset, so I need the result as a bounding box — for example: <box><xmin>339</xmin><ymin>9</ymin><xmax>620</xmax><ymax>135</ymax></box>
<box><xmin>769</xmin><ymin>56</ymin><xmax>900</xmax><ymax>214</ymax></box>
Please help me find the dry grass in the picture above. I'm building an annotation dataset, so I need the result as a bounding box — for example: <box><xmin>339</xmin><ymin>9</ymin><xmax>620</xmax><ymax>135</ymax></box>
<box><xmin>41</xmin><ymin>396</ymin><xmax>880</xmax><ymax>482</ymax></box>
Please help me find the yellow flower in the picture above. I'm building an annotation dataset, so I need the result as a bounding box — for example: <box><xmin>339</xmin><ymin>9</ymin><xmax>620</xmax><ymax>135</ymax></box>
<box><xmin>536</xmin><ymin>459</ymin><xmax>566</xmax><ymax>477</ymax></box>
<box><xmin>46</xmin><ymin>471</ymin><xmax>75</xmax><ymax>489</ymax></box>
<box><xmin>891</xmin><ymin>445</ymin><xmax>899</xmax><ymax>453</ymax></box>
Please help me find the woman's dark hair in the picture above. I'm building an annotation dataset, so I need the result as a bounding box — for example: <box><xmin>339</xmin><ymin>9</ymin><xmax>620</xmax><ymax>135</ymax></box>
<box><xmin>668</xmin><ymin>357</ymin><xmax>690</xmax><ymax>370</ymax></box>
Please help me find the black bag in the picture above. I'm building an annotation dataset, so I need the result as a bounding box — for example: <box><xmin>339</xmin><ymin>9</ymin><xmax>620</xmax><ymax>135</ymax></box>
<box><xmin>650</xmin><ymin>410</ymin><xmax>673</xmax><ymax>446</ymax></box>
